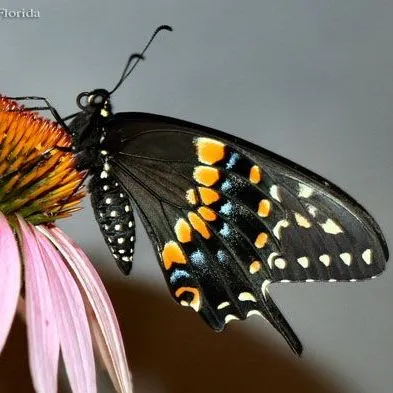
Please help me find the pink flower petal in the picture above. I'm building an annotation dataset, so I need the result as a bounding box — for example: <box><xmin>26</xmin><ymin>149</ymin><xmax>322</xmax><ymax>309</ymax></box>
<box><xmin>18</xmin><ymin>217</ymin><xmax>60</xmax><ymax>393</ymax></box>
<box><xmin>39</xmin><ymin>225</ymin><xmax>133</xmax><ymax>393</ymax></box>
<box><xmin>36</xmin><ymin>230</ymin><xmax>97</xmax><ymax>393</ymax></box>
<box><xmin>0</xmin><ymin>213</ymin><xmax>21</xmax><ymax>354</ymax></box>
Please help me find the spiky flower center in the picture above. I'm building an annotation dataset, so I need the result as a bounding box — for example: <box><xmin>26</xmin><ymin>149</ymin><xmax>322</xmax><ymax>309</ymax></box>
<box><xmin>0</xmin><ymin>97</ymin><xmax>85</xmax><ymax>225</ymax></box>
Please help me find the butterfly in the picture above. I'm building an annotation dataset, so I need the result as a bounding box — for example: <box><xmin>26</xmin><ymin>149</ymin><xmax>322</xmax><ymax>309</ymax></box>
<box><xmin>19</xmin><ymin>26</ymin><xmax>390</xmax><ymax>355</ymax></box>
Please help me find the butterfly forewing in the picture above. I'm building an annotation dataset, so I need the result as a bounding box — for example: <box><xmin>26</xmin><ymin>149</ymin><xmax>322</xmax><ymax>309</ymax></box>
<box><xmin>97</xmin><ymin>112</ymin><xmax>388</xmax><ymax>354</ymax></box>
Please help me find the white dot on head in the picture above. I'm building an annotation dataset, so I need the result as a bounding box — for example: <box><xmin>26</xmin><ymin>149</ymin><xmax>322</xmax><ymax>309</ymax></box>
<box><xmin>105</xmin><ymin>198</ymin><xmax>112</xmax><ymax>205</ymax></box>
<box><xmin>100</xmin><ymin>150</ymin><xmax>108</xmax><ymax>155</ymax></box>
<box><xmin>99</xmin><ymin>136</ymin><xmax>105</xmax><ymax>143</ymax></box>
<box><xmin>100</xmin><ymin>171</ymin><xmax>108</xmax><ymax>179</ymax></box>
<box><xmin>114</xmin><ymin>224</ymin><xmax>121</xmax><ymax>231</ymax></box>
<box><xmin>117</xmin><ymin>237</ymin><xmax>125</xmax><ymax>244</ymax></box>
<box><xmin>110</xmin><ymin>210</ymin><xmax>118</xmax><ymax>217</ymax></box>
<box><xmin>104</xmin><ymin>162</ymin><xmax>110</xmax><ymax>171</ymax></box>
<box><xmin>120</xmin><ymin>193</ymin><xmax>124</xmax><ymax>198</ymax></box>
<box><xmin>115</xmin><ymin>182</ymin><xmax>119</xmax><ymax>187</ymax></box>
<box><xmin>128</xmin><ymin>221</ymin><xmax>133</xmax><ymax>228</ymax></box>
<box><xmin>103</xmin><ymin>185</ymin><xmax>109</xmax><ymax>191</ymax></box>
<box><xmin>125</xmin><ymin>205</ymin><xmax>130</xmax><ymax>212</ymax></box>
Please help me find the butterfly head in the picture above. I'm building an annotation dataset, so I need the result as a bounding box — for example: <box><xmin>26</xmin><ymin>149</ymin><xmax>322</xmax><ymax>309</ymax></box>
<box><xmin>76</xmin><ymin>89</ymin><xmax>112</xmax><ymax>117</ymax></box>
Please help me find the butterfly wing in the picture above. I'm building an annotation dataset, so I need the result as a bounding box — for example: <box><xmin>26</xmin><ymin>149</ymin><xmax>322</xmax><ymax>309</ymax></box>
<box><xmin>101</xmin><ymin>112</ymin><xmax>388</xmax><ymax>354</ymax></box>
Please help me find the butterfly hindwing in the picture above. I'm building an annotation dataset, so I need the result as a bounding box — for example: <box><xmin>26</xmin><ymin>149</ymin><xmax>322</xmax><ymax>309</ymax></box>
<box><xmin>99</xmin><ymin>112</ymin><xmax>388</xmax><ymax>353</ymax></box>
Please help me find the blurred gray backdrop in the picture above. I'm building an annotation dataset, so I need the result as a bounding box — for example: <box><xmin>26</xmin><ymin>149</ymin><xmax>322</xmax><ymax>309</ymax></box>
<box><xmin>0</xmin><ymin>1</ymin><xmax>392</xmax><ymax>393</ymax></box>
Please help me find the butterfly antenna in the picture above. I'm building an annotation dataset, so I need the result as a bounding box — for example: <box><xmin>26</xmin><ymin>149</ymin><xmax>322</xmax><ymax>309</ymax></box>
<box><xmin>110</xmin><ymin>24</ymin><xmax>173</xmax><ymax>94</ymax></box>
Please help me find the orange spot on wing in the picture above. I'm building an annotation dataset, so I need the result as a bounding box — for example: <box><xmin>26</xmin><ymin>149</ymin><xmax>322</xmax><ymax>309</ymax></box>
<box><xmin>175</xmin><ymin>286</ymin><xmax>201</xmax><ymax>311</ymax></box>
<box><xmin>196</xmin><ymin>138</ymin><xmax>225</xmax><ymax>165</ymax></box>
<box><xmin>186</xmin><ymin>189</ymin><xmax>197</xmax><ymax>205</ymax></box>
<box><xmin>257</xmin><ymin>199</ymin><xmax>271</xmax><ymax>217</ymax></box>
<box><xmin>197</xmin><ymin>206</ymin><xmax>217</xmax><ymax>221</ymax></box>
<box><xmin>194</xmin><ymin>166</ymin><xmax>220</xmax><ymax>186</ymax></box>
<box><xmin>249</xmin><ymin>165</ymin><xmax>262</xmax><ymax>184</ymax></box>
<box><xmin>249</xmin><ymin>260</ymin><xmax>262</xmax><ymax>274</ymax></box>
<box><xmin>162</xmin><ymin>241</ymin><xmax>187</xmax><ymax>270</ymax></box>
<box><xmin>188</xmin><ymin>212</ymin><xmax>211</xmax><ymax>239</ymax></box>
<box><xmin>174</xmin><ymin>219</ymin><xmax>192</xmax><ymax>243</ymax></box>
<box><xmin>198</xmin><ymin>187</ymin><xmax>220</xmax><ymax>205</ymax></box>
<box><xmin>255</xmin><ymin>232</ymin><xmax>268</xmax><ymax>248</ymax></box>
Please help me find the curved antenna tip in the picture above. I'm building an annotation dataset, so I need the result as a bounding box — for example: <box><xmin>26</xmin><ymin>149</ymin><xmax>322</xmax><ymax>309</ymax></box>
<box><xmin>157</xmin><ymin>25</ymin><xmax>173</xmax><ymax>33</ymax></box>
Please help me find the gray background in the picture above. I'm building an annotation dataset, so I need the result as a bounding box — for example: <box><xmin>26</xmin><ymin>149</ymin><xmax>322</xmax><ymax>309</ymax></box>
<box><xmin>1</xmin><ymin>1</ymin><xmax>393</xmax><ymax>392</ymax></box>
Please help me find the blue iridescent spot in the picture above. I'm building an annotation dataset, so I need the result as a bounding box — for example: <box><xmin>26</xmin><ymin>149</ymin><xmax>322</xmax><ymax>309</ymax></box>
<box><xmin>226</xmin><ymin>152</ymin><xmax>240</xmax><ymax>170</ymax></box>
<box><xmin>221</xmin><ymin>179</ymin><xmax>232</xmax><ymax>193</ymax></box>
<box><xmin>220</xmin><ymin>202</ymin><xmax>233</xmax><ymax>216</ymax></box>
<box><xmin>191</xmin><ymin>249</ymin><xmax>207</xmax><ymax>267</ymax></box>
<box><xmin>217</xmin><ymin>249</ymin><xmax>227</xmax><ymax>263</ymax></box>
<box><xmin>170</xmin><ymin>269</ymin><xmax>190</xmax><ymax>285</ymax></box>
<box><xmin>220</xmin><ymin>223</ymin><xmax>231</xmax><ymax>237</ymax></box>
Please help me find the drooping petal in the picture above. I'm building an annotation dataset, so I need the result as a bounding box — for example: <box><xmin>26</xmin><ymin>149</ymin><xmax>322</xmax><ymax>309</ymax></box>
<box><xmin>0</xmin><ymin>213</ymin><xmax>21</xmax><ymax>354</ymax></box>
<box><xmin>36</xmin><ymin>230</ymin><xmax>96</xmax><ymax>393</ymax></box>
<box><xmin>18</xmin><ymin>217</ymin><xmax>60</xmax><ymax>393</ymax></box>
<box><xmin>39</xmin><ymin>225</ymin><xmax>133</xmax><ymax>393</ymax></box>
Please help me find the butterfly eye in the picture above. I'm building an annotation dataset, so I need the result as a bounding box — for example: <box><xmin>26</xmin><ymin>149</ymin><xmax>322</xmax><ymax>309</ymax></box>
<box><xmin>76</xmin><ymin>92</ymin><xmax>89</xmax><ymax>110</ymax></box>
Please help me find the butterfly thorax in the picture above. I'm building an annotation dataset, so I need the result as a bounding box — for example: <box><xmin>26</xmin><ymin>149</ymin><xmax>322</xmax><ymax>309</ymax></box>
<box><xmin>67</xmin><ymin>89</ymin><xmax>113</xmax><ymax>171</ymax></box>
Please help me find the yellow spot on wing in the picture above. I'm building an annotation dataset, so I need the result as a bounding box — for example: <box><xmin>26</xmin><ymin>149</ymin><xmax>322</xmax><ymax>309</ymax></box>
<box><xmin>194</xmin><ymin>166</ymin><xmax>220</xmax><ymax>186</ymax></box>
<box><xmin>175</xmin><ymin>287</ymin><xmax>201</xmax><ymax>311</ymax></box>
<box><xmin>255</xmin><ymin>233</ymin><xmax>268</xmax><ymax>248</ymax></box>
<box><xmin>196</xmin><ymin>137</ymin><xmax>225</xmax><ymax>165</ymax></box>
<box><xmin>186</xmin><ymin>189</ymin><xmax>197</xmax><ymax>205</ymax></box>
<box><xmin>174</xmin><ymin>219</ymin><xmax>192</xmax><ymax>243</ymax></box>
<box><xmin>294</xmin><ymin>212</ymin><xmax>311</xmax><ymax>228</ymax></box>
<box><xmin>249</xmin><ymin>165</ymin><xmax>262</xmax><ymax>184</ymax></box>
<box><xmin>257</xmin><ymin>199</ymin><xmax>271</xmax><ymax>217</ymax></box>
<box><xmin>198</xmin><ymin>187</ymin><xmax>220</xmax><ymax>205</ymax></box>
<box><xmin>188</xmin><ymin>212</ymin><xmax>211</xmax><ymax>239</ymax></box>
<box><xmin>162</xmin><ymin>241</ymin><xmax>187</xmax><ymax>270</ymax></box>
<box><xmin>197</xmin><ymin>206</ymin><xmax>217</xmax><ymax>221</ymax></box>
<box><xmin>249</xmin><ymin>260</ymin><xmax>262</xmax><ymax>274</ymax></box>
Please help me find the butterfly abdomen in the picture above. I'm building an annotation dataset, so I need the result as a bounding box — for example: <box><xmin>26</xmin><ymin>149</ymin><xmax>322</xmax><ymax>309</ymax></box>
<box><xmin>90</xmin><ymin>170</ymin><xmax>135</xmax><ymax>274</ymax></box>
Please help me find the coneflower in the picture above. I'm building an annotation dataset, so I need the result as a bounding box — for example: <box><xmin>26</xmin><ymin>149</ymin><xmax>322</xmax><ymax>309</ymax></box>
<box><xmin>0</xmin><ymin>96</ymin><xmax>132</xmax><ymax>393</ymax></box>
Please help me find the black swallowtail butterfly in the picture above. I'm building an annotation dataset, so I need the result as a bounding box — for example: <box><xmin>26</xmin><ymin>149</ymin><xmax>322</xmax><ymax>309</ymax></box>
<box><xmin>18</xmin><ymin>26</ymin><xmax>390</xmax><ymax>354</ymax></box>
